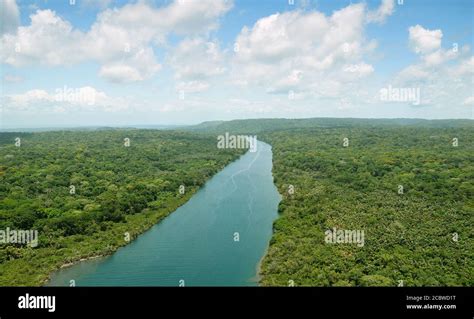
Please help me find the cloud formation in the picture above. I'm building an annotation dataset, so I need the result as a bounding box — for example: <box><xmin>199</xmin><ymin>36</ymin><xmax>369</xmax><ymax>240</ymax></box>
<box><xmin>366</xmin><ymin>0</ymin><xmax>395</xmax><ymax>23</ymax></box>
<box><xmin>390</xmin><ymin>25</ymin><xmax>472</xmax><ymax>108</ymax></box>
<box><xmin>0</xmin><ymin>0</ymin><xmax>232</xmax><ymax>82</ymax></box>
<box><xmin>409</xmin><ymin>24</ymin><xmax>443</xmax><ymax>54</ymax></box>
<box><xmin>1</xmin><ymin>0</ymin><xmax>472</xmax><ymax>122</ymax></box>
<box><xmin>231</xmin><ymin>3</ymin><xmax>377</xmax><ymax>102</ymax></box>
<box><xmin>4</xmin><ymin>86</ymin><xmax>130</xmax><ymax>112</ymax></box>
<box><xmin>0</xmin><ymin>0</ymin><xmax>20</xmax><ymax>35</ymax></box>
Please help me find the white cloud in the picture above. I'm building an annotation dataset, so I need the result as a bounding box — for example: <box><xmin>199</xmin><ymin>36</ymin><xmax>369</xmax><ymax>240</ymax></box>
<box><xmin>156</xmin><ymin>0</ymin><xmax>233</xmax><ymax>35</ymax></box>
<box><xmin>8</xmin><ymin>89</ymin><xmax>54</xmax><ymax>108</ymax></box>
<box><xmin>231</xmin><ymin>3</ymin><xmax>376</xmax><ymax>101</ymax></box>
<box><xmin>310</xmin><ymin>80</ymin><xmax>343</xmax><ymax>98</ymax></box>
<box><xmin>99</xmin><ymin>64</ymin><xmax>144</xmax><ymax>83</ymax></box>
<box><xmin>169</xmin><ymin>38</ymin><xmax>226</xmax><ymax>81</ymax></box>
<box><xmin>395</xmin><ymin>65</ymin><xmax>431</xmax><ymax>83</ymax></box>
<box><xmin>0</xmin><ymin>0</ymin><xmax>20</xmax><ymax>35</ymax></box>
<box><xmin>390</xmin><ymin>26</ymin><xmax>472</xmax><ymax>110</ymax></box>
<box><xmin>422</xmin><ymin>49</ymin><xmax>457</xmax><ymax>66</ymax></box>
<box><xmin>1</xmin><ymin>10</ymin><xmax>84</xmax><ymax>66</ymax></box>
<box><xmin>462</xmin><ymin>96</ymin><xmax>474</xmax><ymax>106</ymax></box>
<box><xmin>342</xmin><ymin>62</ymin><xmax>375</xmax><ymax>79</ymax></box>
<box><xmin>395</xmin><ymin>25</ymin><xmax>465</xmax><ymax>84</ymax></box>
<box><xmin>0</xmin><ymin>1</ymin><xmax>232</xmax><ymax>82</ymax></box>
<box><xmin>450</xmin><ymin>56</ymin><xmax>474</xmax><ymax>77</ymax></box>
<box><xmin>99</xmin><ymin>47</ymin><xmax>162</xmax><ymax>83</ymax></box>
<box><xmin>4</xmin><ymin>86</ymin><xmax>130</xmax><ymax>112</ymax></box>
<box><xmin>266</xmin><ymin>69</ymin><xmax>303</xmax><ymax>93</ymax></box>
<box><xmin>366</xmin><ymin>0</ymin><xmax>395</xmax><ymax>24</ymax></box>
<box><xmin>409</xmin><ymin>25</ymin><xmax>442</xmax><ymax>54</ymax></box>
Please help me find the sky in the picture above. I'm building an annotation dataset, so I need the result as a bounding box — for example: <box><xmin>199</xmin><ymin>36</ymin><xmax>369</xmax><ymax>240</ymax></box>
<box><xmin>0</xmin><ymin>0</ymin><xmax>473</xmax><ymax>128</ymax></box>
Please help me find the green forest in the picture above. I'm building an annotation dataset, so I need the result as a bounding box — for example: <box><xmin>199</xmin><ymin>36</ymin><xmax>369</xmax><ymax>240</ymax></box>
<box><xmin>258</xmin><ymin>126</ymin><xmax>473</xmax><ymax>286</ymax></box>
<box><xmin>0</xmin><ymin>130</ymin><xmax>243</xmax><ymax>285</ymax></box>
<box><xmin>189</xmin><ymin>118</ymin><xmax>473</xmax><ymax>286</ymax></box>
<box><xmin>0</xmin><ymin>118</ymin><xmax>472</xmax><ymax>286</ymax></box>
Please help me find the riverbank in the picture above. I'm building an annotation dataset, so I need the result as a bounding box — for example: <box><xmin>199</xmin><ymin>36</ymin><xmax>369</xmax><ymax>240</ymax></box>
<box><xmin>46</xmin><ymin>141</ymin><xmax>280</xmax><ymax>286</ymax></box>
<box><xmin>256</xmin><ymin>150</ymin><xmax>282</xmax><ymax>286</ymax></box>
<box><xmin>41</xmin><ymin>191</ymin><xmax>195</xmax><ymax>286</ymax></box>
<box><xmin>33</xmin><ymin>189</ymin><xmax>197</xmax><ymax>286</ymax></box>
<box><xmin>0</xmin><ymin>129</ymin><xmax>253</xmax><ymax>286</ymax></box>
<box><xmin>42</xmin><ymin>152</ymin><xmax>250</xmax><ymax>286</ymax></box>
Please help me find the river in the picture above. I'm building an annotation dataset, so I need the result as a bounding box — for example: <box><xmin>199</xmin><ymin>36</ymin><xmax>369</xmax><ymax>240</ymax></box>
<box><xmin>47</xmin><ymin>141</ymin><xmax>281</xmax><ymax>286</ymax></box>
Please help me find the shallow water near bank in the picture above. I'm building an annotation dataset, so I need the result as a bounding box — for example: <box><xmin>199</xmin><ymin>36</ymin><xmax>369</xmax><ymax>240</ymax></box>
<box><xmin>47</xmin><ymin>141</ymin><xmax>281</xmax><ymax>286</ymax></box>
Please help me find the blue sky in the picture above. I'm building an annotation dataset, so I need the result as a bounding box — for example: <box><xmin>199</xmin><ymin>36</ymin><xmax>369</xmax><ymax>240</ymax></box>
<box><xmin>1</xmin><ymin>0</ymin><xmax>473</xmax><ymax>128</ymax></box>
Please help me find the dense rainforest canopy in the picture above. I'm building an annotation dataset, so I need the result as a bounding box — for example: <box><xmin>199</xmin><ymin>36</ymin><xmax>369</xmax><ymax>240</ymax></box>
<box><xmin>0</xmin><ymin>118</ymin><xmax>472</xmax><ymax>286</ymax></box>
<box><xmin>189</xmin><ymin>118</ymin><xmax>473</xmax><ymax>286</ymax></box>
<box><xmin>258</xmin><ymin>126</ymin><xmax>473</xmax><ymax>286</ymax></box>
<box><xmin>0</xmin><ymin>130</ymin><xmax>243</xmax><ymax>285</ymax></box>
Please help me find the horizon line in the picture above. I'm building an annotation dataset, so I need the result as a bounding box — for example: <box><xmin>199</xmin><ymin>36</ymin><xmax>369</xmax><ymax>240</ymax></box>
<box><xmin>1</xmin><ymin>116</ymin><xmax>473</xmax><ymax>132</ymax></box>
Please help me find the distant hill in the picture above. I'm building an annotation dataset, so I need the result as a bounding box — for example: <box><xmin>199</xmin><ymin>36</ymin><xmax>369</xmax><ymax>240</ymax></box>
<box><xmin>0</xmin><ymin>124</ymin><xmax>181</xmax><ymax>133</ymax></box>
<box><xmin>2</xmin><ymin>118</ymin><xmax>471</xmax><ymax>134</ymax></box>
<box><xmin>185</xmin><ymin>118</ymin><xmax>474</xmax><ymax>134</ymax></box>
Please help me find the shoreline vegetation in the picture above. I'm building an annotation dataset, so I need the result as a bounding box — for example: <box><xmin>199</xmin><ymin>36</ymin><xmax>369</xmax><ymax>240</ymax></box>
<box><xmin>1</xmin><ymin>118</ymin><xmax>472</xmax><ymax>286</ymax></box>
<box><xmin>0</xmin><ymin>130</ymin><xmax>245</xmax><ymax>286</ymax></box>
<box><xmin>187</xmin><ymin>118</ymin><xmax>473</xmax><ymax>286</ymax></box>
<box><xmin>258</xmin><ymin>126</ymin><xmax>473</xmax><ymax>286</ymax></box>
<box><xmin>44</xmin><ymin>188</ymin><xmax>198</xmax><ymax>286</ymax></box>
